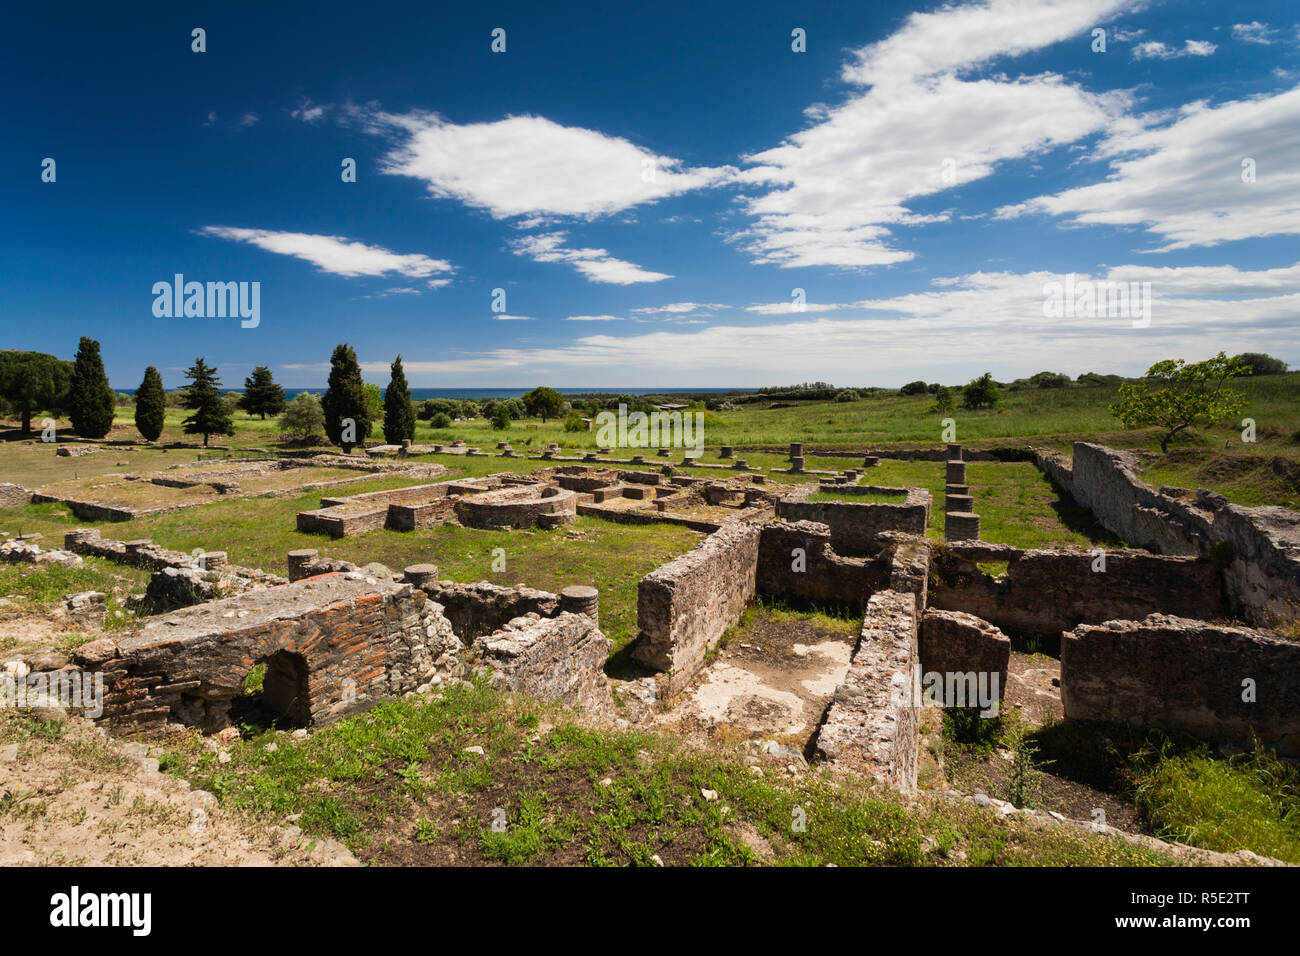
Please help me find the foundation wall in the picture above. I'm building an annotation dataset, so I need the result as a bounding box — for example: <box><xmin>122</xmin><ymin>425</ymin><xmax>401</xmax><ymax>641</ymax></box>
<box><xmin>776</xmin><ymin>489</ymin><xmax>930</xmax><ymax>554</ymax></box>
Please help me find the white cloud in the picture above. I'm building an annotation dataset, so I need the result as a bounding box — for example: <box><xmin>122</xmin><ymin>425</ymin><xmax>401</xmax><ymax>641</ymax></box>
<box><xmin>291</xmin><ymin>99</ymin><xmax>327</xmax><ymax>123</ymax></box>
<box><xmin>369</xmin><ymin>111</ymin><xmax>735</xmax><ymax>219</ymax></box>
<box><xmin>510</xmin><ymin>232</ymin><xmax>671</xmax><ymax>284</ymax></box>
<box><xmin>492</xmin><ymin>314</ymin><xmax>535</xmax><ymax>321</ymax></box>
<box><xmin>734</xmin><ymin>0</ymin><xmax>1134</xmax><ymax>268</ymax></box>
<box><xmin>427</xmin><ymin>278</ymin><xmax>453</xmax><ymax>290</ymax></box>
<box><xmin>565</xmin><ymin>314</ymin><xmax>623</xmax><ymax>321</ymax></box>
<box><xmin>198</xmin><ymin>226</ymin><xmax>455</xmax><ymax>278</ymax></box>
<box><xmin>1231</xmin><ymin>22</ymin><xmax>1274</xmax><ymax>45</ymax></box>
<box><xmin>997</xmin><ymin>86</ymin><xmax>1300</xmax><ymax>250</ymax></box>
<box><xmin>238</xmin><ymin>113</ymin><xmax>260</xmax><ymax>127</ymax></box>
<box><xmin>630</xmin><ymin>302</ymin><xmax>728</xmax><ymax>315</ymax></box>
<box><xmin>1132</xmin><ymin>39</ymin><xmax>1217</xmax><ymax>60</ymax></box>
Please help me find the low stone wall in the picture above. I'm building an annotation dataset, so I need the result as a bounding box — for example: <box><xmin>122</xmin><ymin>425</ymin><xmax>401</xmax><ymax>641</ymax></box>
<box><xmin>633</xmin><ymin>521</ymin><xmax>761</xmax><ymax>693</ymax></box>
<box><xmin>928</xmin><ymin>542</ymin><xmax>1224</xmax><ymax>644</ymax></box>
<box><xmin>472</xmin><ymin>612</ymin><xmax>613</xmax><ymax>713</ymax></box>
<box><xmin>1036</xmin><ymin>443</ymin><xmax>1300</xmax><ymax>624</ymax></box>
<box><xmin>776</xmin><ymin>487</ymin><xmax>930</xmax><ymax>554</ymax></box>
<box><xmin>919</xmin><ymin>610</ymin><xmax>1010</xmax><ymax>703</ymax></box>
<box><xmin>1061</xmin><ymin>614</ymin><xmax>1300</xmax><ymax>757</ymax></box>
<box><xmin>417</xmin><ymin>580</ymin><xmax>561</xmax><ymax>640</ymax></box>
<box><xmin>455</xmin><ymin>485</ymin><xmax>577</xmax><ymax>530</ymax></box>
<box><xmin>78</xmin><ymin>573</ymin><xmax>463</xmax><ymax>731</ymax></box>
<box><xmin>756</xmin><ymin>520</ymin><xmax>886</xmax><ymax>609</ymax></box>
<box><xmin>814</xmin><ymin>589</ymin><xmax>919</xmax><ymax>793</ymax></box>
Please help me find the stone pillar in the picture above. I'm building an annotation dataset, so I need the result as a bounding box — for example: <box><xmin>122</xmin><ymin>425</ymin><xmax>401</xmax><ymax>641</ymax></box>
<box><xmin>719</xmin><ymin>445</ymin><xmax>734</xmax><ymax>459</ymax></box>
<box><xmin>862</xmin><ymin>456</ymin><xmax>879</xmax><ymax>468</ymax></box>
<box><xmin>947</xmin><ymin>443</ymin><xmax>963</xmax><ymax>460</ymax></box>
<box><xmin>657</xmin><ymin>447</ymin><xmax>670</xmax><ymax>456</ymax></box>
<box><xmin>560</xmin><ymin>585</ymin><xmax>599</xmax><ymax>623</ymax></box>
<box><xmin>945</xmin><ymin>512</ymin><xmax>980</xmax><ymax>541</ymax></box>
<box><xmin>944</xmin><ymin>494</ymin><xmax>974</xmax><ymax>513</ymax></box>
<box><xmin>946</xmin><ymin>460</ymin><xmax>967</xmax><ymax>484</ymax></box>
<box><xmin>631</xmin><ymin>454</ymin><xmax>646</xmax><ymax>464</ymax></box>
<box><xmin>287</xmin><ymin>549</ymin><xmax>319</xmax><ymax>582</ymax></box>
<box><xmin>403</xmin><ymin>564</ymin><xmax>440</xmax><ymax>590</ymax></box>
<box><xmin>65</xmin><ymin>528</ymin><xmax>100</xmax><ymax>549</ymax></box>
<box><xmin>790</xmin><ymin>456</ymin><xmax>805</xmax><ymax>473</ymax></box>
<box><xmin>789</xmin><ymin>442</ymin><xmax>804</xmax><ymax>459</ymax></box>
<box><xmin>199</xmin><ymin>550</ymin><xmax>228</xmax><ymax>570</ymax></box>
<box><xmin>401</xmin><ymin>439</ymin><xmax>412</xmax><ymax>452</ymax></box>
<box><xmin>945</xmin><ymin>483</ymin><xmax>969</xmax><ymax>497</ymax></box>
<box><xmin>733</xmin><ymin>459</ymin><xmax>749</xmax><ymax>469</ymax></box>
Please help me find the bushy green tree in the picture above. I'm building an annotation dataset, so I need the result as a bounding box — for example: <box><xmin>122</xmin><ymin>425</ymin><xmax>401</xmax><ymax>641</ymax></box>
<box><xmin>0</xmin><ymin>349</ymin><xmax>72</xmax><ymax>434</ymax></box>
<box><xmin>239</xmin><ymin>366</ymin><xmax>286</xmax><ymax>419</ymax></box>
<box><xmin>929</xmin><ymin>386</ymin><xmax>955</xmax><ymax>413</ymax></box>
<box><xmin>962</xmin><ymin>372</ymin><xmax>1001</xmax><ymax>410</ymax></box>
<box><xmin>134</xmin><ymin>366</ymin><xmax>167</xmax><ymax>441</ymax></box>
<box><xmin>522</xmin><ymin>386</ymin><xmax>564</xmax><ymax>422</ymax></box>
<box><xmin>180</xmin><ymin>357</ymin><xmax>235</xmax><ymax>446</ymax></box>
<box><xmin>490</xmin><ymin>406</ymin><xmax>511</xmax><ymax>430</ymax></box>
<box><xmin>1234</xmin><ymin>352</ymin><xmax>1288</xmax><ymax>376</ymax></box>
<box><xmin>429</xmin><ymin>412</ymin><xmax>452</xmax><ymax>429</ymax></box>
<box><xmin>899</xmin><ymin>380</ymin><xmax>928</xmax><ymax>396</ymax></box>
<box><xmin>68</xmin><ymin>337</ymin><xmax>116</xmax><ymax>438</ymax></box>
<box><xmin>382</xmin><ymin>355</ymin><xmax>416</xmax><ymax>444</ymax></box>
<box><xmin>835</xmin><ymin>389</ymin><xmax>860</xmax><ymax>403</ymax></box>
<box><xmin>322</xmin><ymin>344</ymin><xmax>371</xmax><ymax>452</ymax></box>
<box><xmin>563</xmin><ymin>412</ymin><xmax>586</xmax><ymax>432</ymax></box>
<box><xmin>279</xmin><ymin>392</ymin><xmax>325</xmax><ymax>443</ymax></box>
<box><xmin>1109</xmin><ymin>352</ymin><xmax>1251</xmax><ymax>453</ymax></box>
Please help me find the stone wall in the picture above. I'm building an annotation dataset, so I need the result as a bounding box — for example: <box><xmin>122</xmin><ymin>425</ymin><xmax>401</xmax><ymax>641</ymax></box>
<box><xmin>776</xmin><ymin>487</ymin><xmax>930</xmax><ymax>554</ymax></box>
<box><xmin>78</xmin><ymin>573</ymin><xmax>462</xmax><ymax>731</ymax></box>
<box><xmin>813</xmin><ymin>589</ymin><xmax>919</xmax><ymax>793</ymax></box>
<box><xmin>756</xmin><ymin>520</ymin><xmax>886</xmax><ymax>609</ymax></box>
<box><xmin>1039</xmin><ymin>443</ymin><xmax>1300</xmax><ymax>624</ymax></box>
<box><xmin>1061</xmin><ymin>614</ymin><xmax>1300</xmax><ymax>757</ymax></box>
<box><xmin>455</xmin><ymin>485</ymin><xmax>576</xmax><ymax>530</ymax></box>
<box><xmin>472</xmin><ymin>612</ymin><xmax>613</xmax><ymax>713</ymax></box>
<box><xmin>633</xmin><ymin>521</ymin><xmax>761</xmax><ymax>693</ymax></box>
<box><xmin>928</xmin><ymin>542</ymin><xmax>1224</xmax><ymax>644</ymax></box>
<box><xmin>919</xmin><ymin>609</ymin><xmax>1010</xmax><ymax>702</ymax></box>
<box><xmin>0</xmin><ymin>483</ymin><xmax>30</xmax><ymax>508</ymax></box>
<box><xmin>417</xmin><ymin>580</ymin><xmax>561</xmax><ymax>639</ymax></box>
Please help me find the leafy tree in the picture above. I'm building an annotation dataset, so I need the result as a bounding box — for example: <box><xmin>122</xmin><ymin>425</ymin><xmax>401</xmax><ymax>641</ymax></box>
<box><xmin>962</xmin><ymin>372</ymin><xmax>1000</xmax><ymax>410</ymax></box>
<box><xmin>899</xmin><ymin>380</ymin><xmax>928</xmax><ymax>396</ymax></box>
<box><xmin>0</xmin><ymin>349</ymin><xmax>72</xmax><ymax>434</ymax></box>
<box><xmin>134</xmin><ymin>366</ymin><xmax>167</xmax><ymax>441</ymax></box>
<box><xmin>1234</xmin><ymin>352</ymin><xmax>1288</xmax><ymax>377</ymax></box>
<box><xmin>522</xmin><ymin>386</ymin><xmax>564</xmax><ymax>422</ymax></box>
<box><xmin>1028</xmin><ymin>371</ymin><xmax>1071</xmax><ymax>389</ymax></box>
<box><xmin>1109</xmin><ymin>352</ymin><xmax>1251</xmax><ymax>453</ymax></box>
<box><xmin>563</xmin><ymin>413</ymin><xmax>587</xmax><ymax>432</ymax></box>
<box><xmin>322</xmin><ymin>344</ymin><xmax>371</xmax><ymax>452</ymax></box>
<box><xmin>382</xmin><ymin>355</ymin><xmax>416</xmax><ymax>444</ymax></box>
<box><xmin>68</xmin><ymin>337</ymin><xmax>116</xmax><ymax>439</ymax></box>
<box><xmin>490</xmin><ymin>406</ymin><xmax>511</xmax><ymax>430</ymax></box>
<box><xmin>429</xmin><ymin>412</ymin><xmax>452</xmax><ymax>429</ymax></box>
<box><xmin>279</xmin><ymin>392</ymin><xmax>326</xmax><ymax>443</ymax></box>
<box><xmin>835</xmin><ymin>389</ymin><xmax>860</xmax><ymax>403</ymax></box>
<box><xmin>179</xmin><ymin>358</ymin><xmax>234</xmax><ymax>447</ymax></box>
<box><xmin>929</xmin><ymin>386</ymin><xmax>955</xmax><ymax>413</ymax></box>
<box><xmin>238</xmin><ymin>366</ymin><xmax>285</xmax><ymax>419</ymax></box>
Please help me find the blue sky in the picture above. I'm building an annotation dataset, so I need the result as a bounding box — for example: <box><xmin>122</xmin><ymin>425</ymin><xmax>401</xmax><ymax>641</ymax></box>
<box><xmin>3</xmin><ymin>0</ymin><xmax>1298</xmax><ymax>389</ymax></box>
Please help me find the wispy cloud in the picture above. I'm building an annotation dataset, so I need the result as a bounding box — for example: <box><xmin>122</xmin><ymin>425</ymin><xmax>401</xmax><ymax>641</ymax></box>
<box><xmin>1132</xmin><ymin>39</ymin><xmax>1217</xmax><ymax>60</ymax></box>
<box><xmin>510</xmin><ymin>231</ymin><xmax>671</xmax><ymax>284</ymax></box>
<box><xmin>198</xmin><ymin>226</ymin><xmax>455</xmax><ymax>278</ymax></box>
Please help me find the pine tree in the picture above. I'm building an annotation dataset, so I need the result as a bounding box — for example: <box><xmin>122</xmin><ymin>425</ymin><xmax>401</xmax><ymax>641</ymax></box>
<box><xmin>238</xmin><ymin>366</ymin><xmax>286</xmax><ymax>419</ymax></box>
<box><xmin>68</xmin><ymin>337</ymin><xmax>116</xmax><ymax>439</ymax></box>
<box><xmin>134</xmin><ymin>366</ymin><xmax>167</xmax><ymax>442</ymax></box>
<box><xmin>383</xmin><ymin>354</ymin><xmax>415</xmax><ymax>444</ymax></box>
<box><xmin>0</xmin><ymin>350</ymin><xmax>72</xmax><ymax>434</ymax></box>
<box><xmin>321</xmin><ymin>344</ymin><xmax>370</xmax><ymax>453</ymax></box>
<box><xmin>180</xmin><ymin>357</ymin><xmax>235</xmax><ymax>447</ymax></box>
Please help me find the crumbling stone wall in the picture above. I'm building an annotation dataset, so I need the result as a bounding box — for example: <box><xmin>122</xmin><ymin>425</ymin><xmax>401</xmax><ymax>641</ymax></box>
<box><xmin>0</xmin><ymin>483</ymin><xmax>30</xmax><ymax>507</ymax></box>
<box><xmin>919</xmin><ymin>609</ymin><xmax>1010</xmax><ymax>702</ymax></box>
<box><xmin>756</xmin><ymin>520</ymin><xmax>886</xmax><ymax>609</ymax></box>
<box><xmin>633</xmin><ymin>521</ymin><xmax>761</xmax><ymax>693</ymax></box>
<box><xmin>814</xmin><ymin>589</ymin><xmax>919</xmax><ymax>793</ymax></box>
<box><xmin>775</xmin><ymin>486</ymin><xmax>930</xmax><ymax>554</ymax></box>
<box><xmin>928</xmin><ymin>542</ymin><xmax>1224</xmax><ymax>644</ymax></box>
<box><xmin>455</xmin><ymin>485</ymin><xmax>576</xmax><ymax>529</ymax></box>
<box><xmin>1061</xmin><ymin>614</ymin><xmax>1300</xmax><ymax>757</ymax></box>
<box><xmin>417</xmin><ymin>581</ymin><xmax>561</xmax><ymax>639</ymax></box>
<box><xmin>471</xmin><ymin>612</ymin><xmax>613</xmax><ymax>713</ymax></box>
<box><xmin>78</xmin><ymin>573</ymin><xmax>462</xmax><ymax>731</ymax></box>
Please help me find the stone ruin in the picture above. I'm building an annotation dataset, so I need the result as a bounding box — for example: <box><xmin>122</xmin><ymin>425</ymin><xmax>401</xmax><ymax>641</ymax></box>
<box><xmin>7</xmin><ymin>442</ymin><xmax>1299</xmax><ymax>799</ymax></box>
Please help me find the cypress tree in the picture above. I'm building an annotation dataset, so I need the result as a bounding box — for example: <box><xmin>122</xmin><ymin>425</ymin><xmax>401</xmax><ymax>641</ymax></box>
<box><xmin>383</xmin><ymin>354</ymin><xmax>415</xmax><ymax>444</ymax></box>
<box><xmin>68</xmin><ymin>337</ymin><xmax>115</xmax><ymax>439</ymax></box>
<box><xmin>180</xmin><ymin>357</ymin><xmax>235</xmax><ymax>447</ymax></box>
<box><xmin>238</xmin><ymin>365</ymin><xmax>286</xmax><ymax>419</ymax></box>
<box><xmin>134</xmin><ymin>366</ymin><xmax>167</xmax><ymax>442</ymax></box>
<box><xmin>321</xmin><ymin>344</ymin><xmax>370</xmax><ymax>453</ymax></box>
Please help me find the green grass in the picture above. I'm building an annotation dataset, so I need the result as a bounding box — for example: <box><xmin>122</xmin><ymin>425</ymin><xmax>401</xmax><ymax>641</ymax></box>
<box><xmin>806</xmin><ymin>490</ymin><xmax>905</xmax><ymax>504</ymax></box>
<box><xmin>0</xmin><ymin>556</ymin><xmax>145</xmax><ymax>632</ymax></box>
<box><xmin>154</xmin><ymin>681</ymin><xmax>1173</xmax><ymax>867</ymax></box>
